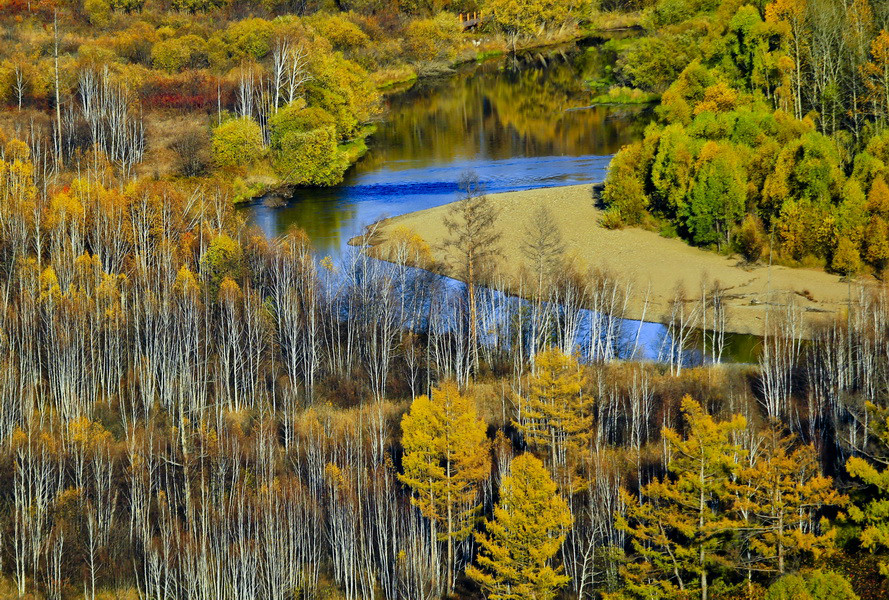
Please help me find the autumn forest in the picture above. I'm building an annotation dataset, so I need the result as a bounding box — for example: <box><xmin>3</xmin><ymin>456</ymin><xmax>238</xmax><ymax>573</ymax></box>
<box><xmin>1</xmin><ymin>0</ymin><xmax>889</xmax><ymax>598</ymax></box>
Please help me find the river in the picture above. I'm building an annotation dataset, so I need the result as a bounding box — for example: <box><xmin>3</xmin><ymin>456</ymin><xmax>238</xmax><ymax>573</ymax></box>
<box><xmin>244</xmin><ymin>42</ymin><xmax>652</xmax><ymax>256</ymax></box>
<box><xmin>242</xmin><ymin>42</ymin><xmax>760</xmax><ymax>363</ymax></box>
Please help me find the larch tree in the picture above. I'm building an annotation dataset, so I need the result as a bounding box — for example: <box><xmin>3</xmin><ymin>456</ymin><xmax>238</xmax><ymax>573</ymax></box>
<box><xmin>514</xmin><ymin>347</ymin><xmax>590</xmax><ymax>492</ymax></box>
<box><xmin>467</xmin><ymin>453</ymin><xmax>573</xmax><ymax>600</ymax></box>
<box><xmin>846</xmin><ymin>400</ymin><xmax>889</xmax><ymax>576</ymax></box>
<box><xmin>734</xmin><ymin>424</ymin><xmax>846</xmax><ymax>579</ymax></box>
<box><xmin>616</xmin><ymin>396</ymin><xmax>746</xmax><ymax>600</ymax></box>
<box><xmin>399</xmin><ymin>380</ymin><xmax>492</xmax><ymax>594</ymax></box>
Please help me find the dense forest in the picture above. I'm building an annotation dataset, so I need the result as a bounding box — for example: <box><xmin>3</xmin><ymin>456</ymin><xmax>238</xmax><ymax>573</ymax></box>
<box><xmin>1</xmin><ymin>0</ymin><xmax>889</xmax><ymax>598</ymax></box>
<box><xmin>600</xmin><ymin>0</ymin><xmax>889</xmax><ymax>277</ymax></box>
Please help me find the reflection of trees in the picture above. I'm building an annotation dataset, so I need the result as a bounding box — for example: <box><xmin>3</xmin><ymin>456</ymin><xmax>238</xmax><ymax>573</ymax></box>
<box><xmin>361</xmin><ymin>47</ymin><xmax>653</xmax><ymax>169</ymax></box>
<box><xmin>270</xmin><ymin>191</ymin><xmax>358</xmax><ymax>254</ymax></box>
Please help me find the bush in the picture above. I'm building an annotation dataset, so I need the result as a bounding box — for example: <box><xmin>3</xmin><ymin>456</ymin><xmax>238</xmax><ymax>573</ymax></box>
<box><xmin>404</xmin><ymin>14</ymin><xmax>461</xmax><ymax>62</ymax></box>
<box><xmin>268</xmin><ymin>102</ymin><xmax>336</xmax><ymax>148</ymax></box>
<box><xmin>735</xmin><ymin>213</ymin><xmax>765</xmax><ymax>263</ymax></box>
<box><xmin>84</xmin><ymin>0</ymin><xmax>111</xmax><ymax>27</ymax></box>
<box><xmin>310</xmin><ymin>13</ymin><xmax>370</xmax><ymax>51</ymax></box>
<box><xmin>600</xmin><ymin>207</ymin><xmax>625</xmax><ymax>229</ymax></box>
<box><xmin>765</xmin><ymin>571</ymin><xmax>858</xmax><ymax>600</ymax></box>
<box><xmin>152</xmin><ymin>35</ymin><xmax>208</xmax><ymax>72</ymax></box>
<box><xmin>225</xmin><ymin>18</ymin><xmax>274</xmax><ymax>61</ymax></box>
<box><xmin>212</xmin><ymin>117</ymin><xmax>263</xmax><ymax>169</ymax></box>
<box><xmin>171</xmin><ymin>125</ymin><xmax>211</xmax><ymax>177</ymax></box>
<box><xmin>273</xmin><ymin>126</ymin><xmax>346</xmax><ymax>187</ymax></box>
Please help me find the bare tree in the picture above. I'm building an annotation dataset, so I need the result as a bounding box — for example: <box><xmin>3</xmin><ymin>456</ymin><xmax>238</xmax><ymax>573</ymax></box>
<box><xmin>442</xmin><ymin>171</ymin><xmax>502</xmax><ymax>375</ymax></box>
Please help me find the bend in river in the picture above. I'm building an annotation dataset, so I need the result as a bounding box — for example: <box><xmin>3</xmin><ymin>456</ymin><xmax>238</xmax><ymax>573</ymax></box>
<box><xmin>244</xmin><ymin>43</ymin><xmax>653</xmax><ymax>256</ymax></box>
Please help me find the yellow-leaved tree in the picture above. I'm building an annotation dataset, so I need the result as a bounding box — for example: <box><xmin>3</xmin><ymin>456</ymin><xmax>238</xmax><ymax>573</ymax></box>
<box><xmin>616</xmin><ymin>396</ymin><xmax>746</xmax><ymax>600</ymax></box>
<box><xmin>846</xmin><ymin>400</ymin><xmax>889</xmax><ymax>576</ymax></box>
<box><xmin>515</xmin><ymin>347</ymin><xmax>590</xmax><ymax>491</ymax></box>
<box><xmin>399</xmin><ymin>381</ymin><xmax>491</xmax><ymax>594</ymax></box>
<box><xmin>734</xmin><ymin>424</ymin><xmax>846</xmax><ymax>580</ymax></box>
<box><xmin>467</xmin><ymin>453</ymin><xmax>573</xmax><ymax>600</ymax></box>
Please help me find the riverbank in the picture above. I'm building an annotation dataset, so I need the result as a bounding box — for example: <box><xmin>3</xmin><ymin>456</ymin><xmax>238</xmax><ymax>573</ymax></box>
<box><xmin>360</xmin><ymin>184</ymin><xmax>866</xmax><ymax>337</ymax></box>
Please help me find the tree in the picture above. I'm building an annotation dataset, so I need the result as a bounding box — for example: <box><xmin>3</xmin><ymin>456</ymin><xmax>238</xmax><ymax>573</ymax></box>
<box><xmin>831</xmin><ymin>237</ymin><xmax>862</xmax><ymax>276</ymax></box>
<box><xmin>616</xmin><ymin>396</ymin><xmax>746</xmax><ymax>600</ymax></box>
<box><xmin>734</xmin><ymin>425</ymin><xmax>846</xmax><ymax>577</ymax></box>
<box><xmin>399</xmin><ymin>381</ymin><xmax>492</xmax><ymax>594</ymax></box>
<box><xmin>514</xmin><ymin>348</ymin><xmax>590</xmax><ymax>492</ymax></box>
<box><xmin>443</xmin><ymin>172</ymin><xmax>502</xmax><ymax>375</ymax></box>
<box><xmin>467</xmin><ymin>453</ymin><xmax>573</xmax><ymax>600</ymax></box>
<box><xmin>683</xmin><ymin>142</ymin><xmax>747</xmax><ymax>251</ymax></box>
<box><xmin>520</xmin><ymin>205</ymin><xmax>565</xmax><ymax>288</ymax></box>
<box><xmin>846</xmin><ymin>400</ymin><xmax>889</xmax><ymax>576</ymax></box>
<box><xmin>211</xmin><ymin>117</ymin><xmax>263</xmax><ymax>169</ymax></box>
<box><xmin>863</xmin><ymin>29</ymin><xmax>888</xmax><ymax>122</ymax></box>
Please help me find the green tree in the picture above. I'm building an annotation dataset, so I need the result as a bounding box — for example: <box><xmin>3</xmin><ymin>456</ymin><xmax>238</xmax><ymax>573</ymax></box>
<box><xmin>617</xmin><ymin>396</ymin><xmax>746</xmax><ymax>600</ymax></box>
<box><xmin>211</xmin><ymin>117</ymin><xmax>263</xmax><ymax>169</ymax></box>
<box><xmin>683</xmin><ymin>142</ymin><xmax>747</xmax><ymax>250</ymax></box>
<box><xmin>399</xmin><ymin>381</ymin><xmax>491</xmax><ymax>594</ymax></box>
<box><xmin>467</xmin><ymin>453</ymin><xmax>573</xmax><ymax>600</ymax></box>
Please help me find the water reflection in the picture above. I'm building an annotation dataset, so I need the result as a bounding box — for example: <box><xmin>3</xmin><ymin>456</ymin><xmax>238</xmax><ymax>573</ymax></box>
<box><xmin>244</xmin><ymin>45</ymin><xmax>653</xmax><ymax>256</ymax></box>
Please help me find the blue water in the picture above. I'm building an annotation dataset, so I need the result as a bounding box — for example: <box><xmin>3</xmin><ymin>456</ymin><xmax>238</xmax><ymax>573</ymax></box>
<box><xmin>248</xmin><ymin>154</ymin><xmax>616</xmax><ymax>254</ymax></box>
<box><xmin>243</xmin><ymin>48</ymin><xmax>652</xmax><ymax>255</ymax></box>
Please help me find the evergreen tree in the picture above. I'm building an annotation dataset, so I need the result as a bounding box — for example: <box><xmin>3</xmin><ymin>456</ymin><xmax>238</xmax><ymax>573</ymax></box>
<box><xmin>399</xmin><ymin>381</ymin><xmax>492</xmax><ymax>593</ymax></box>
<box><xmin>467</xmin><ymin>453</ymin><xmax>573</xmax><ymax>600</ymax></box>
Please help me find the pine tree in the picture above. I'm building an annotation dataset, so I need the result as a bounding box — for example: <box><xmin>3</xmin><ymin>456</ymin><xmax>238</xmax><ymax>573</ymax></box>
<box><xmin>515</xmin><ymin>347</ymin><xmax>590</xmax><ymax>491</ymax></box>
<box><xmin>467</xmin><ymin>453</ymin><xmax>573</xmax><ymax>600</ymax></box>
<box><xmin>616</xmin><ymin>396</ymin><xmax>746</xmax><ymax>600</ymax></box>
<box><xmin>399</xmin><ymin>381</ymin><xmax>492</xmax><ymax>593</ymax></box>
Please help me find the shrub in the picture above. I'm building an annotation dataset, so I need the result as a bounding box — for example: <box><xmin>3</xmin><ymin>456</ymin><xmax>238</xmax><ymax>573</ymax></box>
<box><xmin>268</xmin><ymin>102</ymin><xmax>336</xmax><ymax>148</ymax></box>
<box><xmin>310</xmin><ymin>13</ymin><xmax>370</xmax><ymax>51</ymax></box>
<box><xmin>170</xmin><ymin>125</ymin><xmax>211</xmax><ymax>177</ymax></box>
<box><xmin>600</xmin><ymin>207</ymin><xmax>625</xmax><ymax>229</ymax></box>
<box><xmin>225</xmin><ymin>18</ymin><xmax>274</xmax><ymax>61</ymax></box>
<box><xmin>273</xmin><ymin>126</ymin><xmax>346</xmax><ymax>187</ymax></box>
<box><xmin>84</xmin><ymin>0</ymin><xmax>111</xmax><ymax>27</ymax></box>
<box><xmin>765</xmin><ymin>571</ymin><xmax>858</xmax><ymax>600</ymax></box>
<box><xmin>404</xmin><ymin>14</ymin><xmax>461</xmax><ymax>62</ymax></box>
<box><xmin>152</xmin><ymin>35</ymin><xmax>208</xmax><ymax>72</ymax></box>
<box><xmin>735</xmin><ymin>213</ymin><xmax>765</xmax><ymax>263</ymax></box>
<box><xmin>211</xmin><ymin>117</ymin><xmax>263</xmax><ymax>169</ymax></box>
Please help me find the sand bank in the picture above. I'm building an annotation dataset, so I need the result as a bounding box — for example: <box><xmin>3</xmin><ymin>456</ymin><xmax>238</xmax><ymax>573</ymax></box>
<box><xmin>361</xmin><ymin>184</ymin><xmax>869</xmax><ymax>336</ymax></box>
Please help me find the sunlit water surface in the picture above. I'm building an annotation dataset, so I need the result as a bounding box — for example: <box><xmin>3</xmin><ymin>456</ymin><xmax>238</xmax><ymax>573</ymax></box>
<box><xmin>242</xmin><ymin>45</ymin><xmax>760</xmax><ymax>363</ymax></box>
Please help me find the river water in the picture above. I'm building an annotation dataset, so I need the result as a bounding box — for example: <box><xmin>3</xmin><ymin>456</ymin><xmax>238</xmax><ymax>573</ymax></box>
<box><xmin>242</xmin><ymin>43</ymin><xmax>760</xmax><ymax>363</ymax></box>
<box><xmin>244</xmin><ymin>44</ymin><xmax>652</xmax><ymax>256</ymax></box>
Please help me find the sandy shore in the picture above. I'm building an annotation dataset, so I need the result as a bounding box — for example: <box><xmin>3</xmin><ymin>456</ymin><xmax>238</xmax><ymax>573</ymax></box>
<box><xmin>360</xmin><ymin>184</ymin><xmax>870</xmax><ymax>336</ymax></box>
